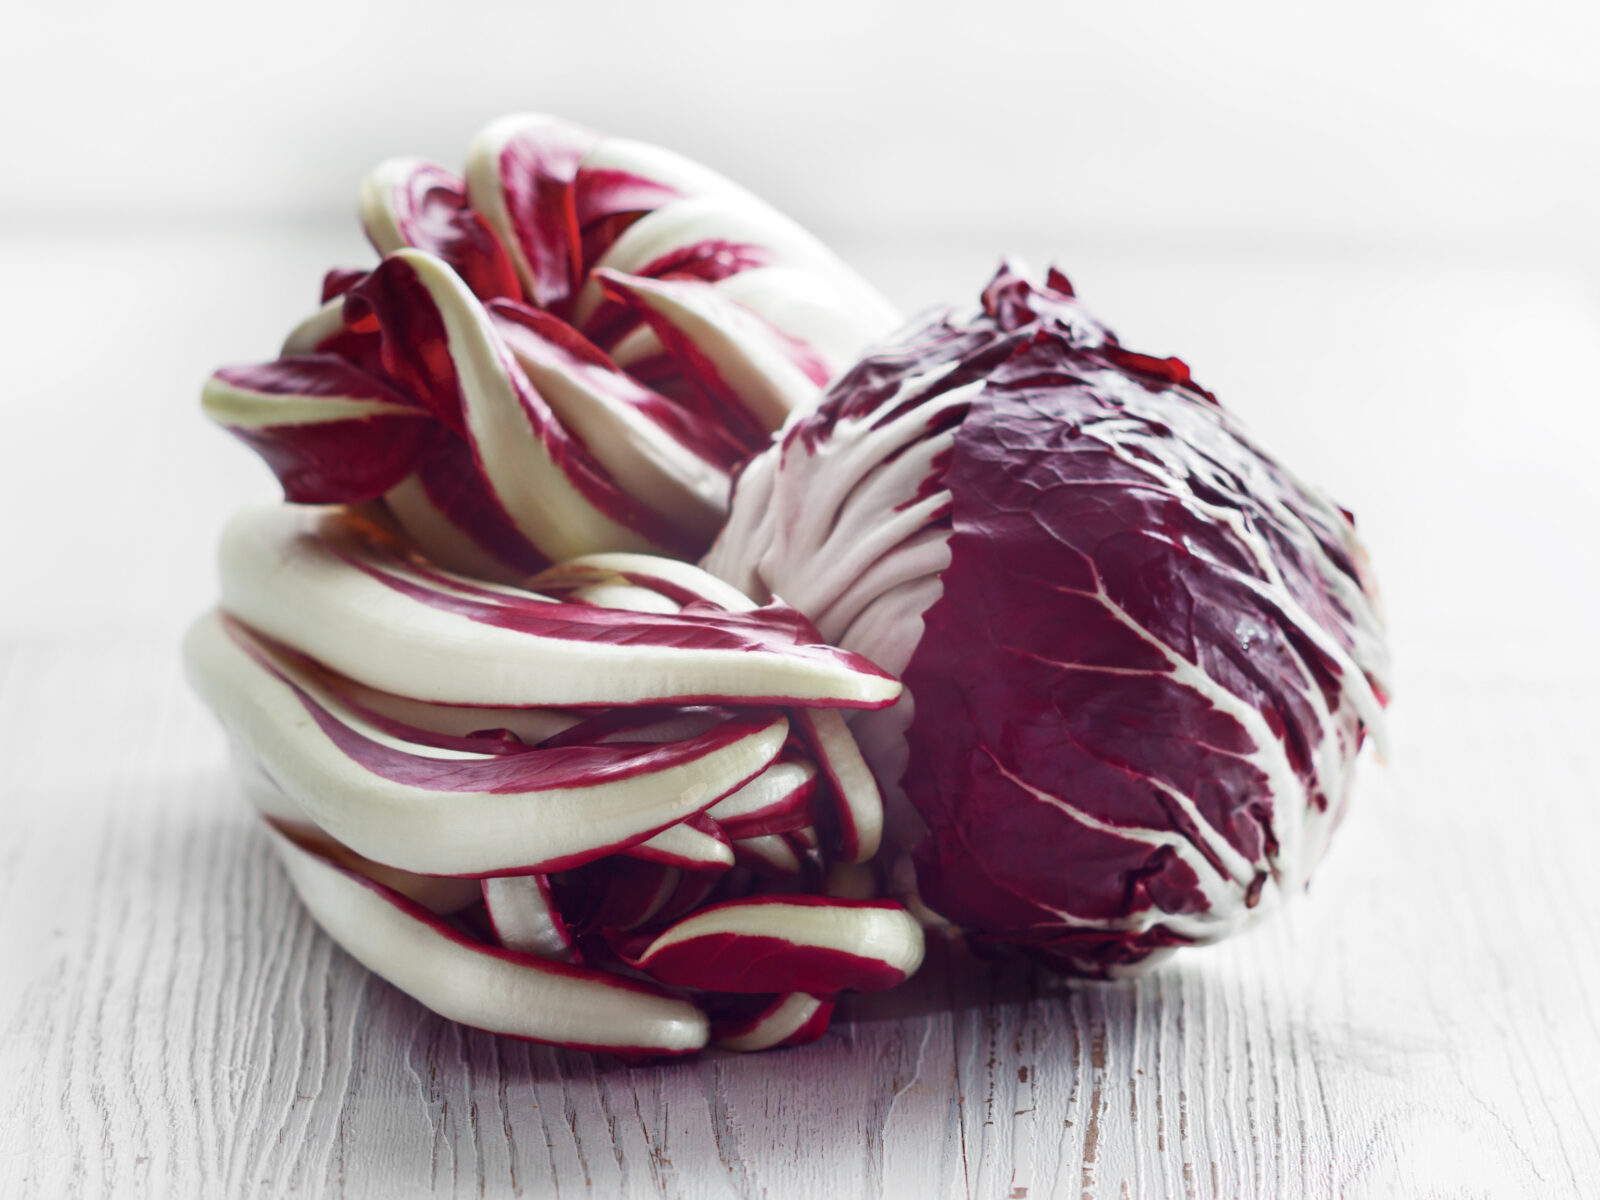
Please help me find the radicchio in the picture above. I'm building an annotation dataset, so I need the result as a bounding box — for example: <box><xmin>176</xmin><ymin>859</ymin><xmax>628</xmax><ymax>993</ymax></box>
<box><xmin>194</xmin><ymin>108</ymin><xmax>1390</xmax><ymax>1055</ymax></box>
<box><xmin>192</xmin><ymin>116</ymin><xmax>929</xmax><ymax>1058</ymax></box>
<box><xmin>704</xmin><ymin>264</ymin><xmax>1391</xmax><ymax>976</ymax></box>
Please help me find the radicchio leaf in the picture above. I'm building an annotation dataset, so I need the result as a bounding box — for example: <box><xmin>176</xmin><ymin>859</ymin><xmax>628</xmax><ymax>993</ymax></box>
<box><xmin>267</xmin><ymin>825</ymin><xmax>708</xmax><ymax>1057</ymax></box>
<box><xmin>185</xmin><ymin>611</ymin><xmax>788</xmax><ymax>876</ymax></box>
<box><xmin>628</xmin><ymin>895</ymin><xmax>925</xmax><ymax>993</ymax></box>
<box><xmin>201</xmin><ymin>356</ymin><xmax>438</xmax><ymax>503</ymax></box>
<box><xmin>217</xmin><ymin>504</ymin><xmax>903</xmax><ymax>711</ymax></box>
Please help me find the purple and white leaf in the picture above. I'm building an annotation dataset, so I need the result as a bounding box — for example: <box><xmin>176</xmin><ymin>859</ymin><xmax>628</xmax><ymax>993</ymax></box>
<box><xmin>217</xmin><ymin>504</ymin><xmax>902</xmax><ymax>710</ymax></box>
<box><xmin>184</xmin><ymin>611</ymin><xmax>788</xmax><ymax>876</ymax></box>
<box><xmin>628</xmin><ymin>895</ymin><xmax>925</xmax><ymax>994</ymax></box>
<box><xmin>201</xmin><ymin>356</ymin><xmax>438</xmax><ymax>504</ymax></box>
<box><xmin>267</xmin><ymin>825</ymin><xmax>707</xmax><ymax>1057</ymax></box>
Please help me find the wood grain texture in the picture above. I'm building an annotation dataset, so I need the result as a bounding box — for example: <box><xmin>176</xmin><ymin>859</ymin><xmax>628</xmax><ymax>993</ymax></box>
<box><xmin>2</xmin><ymin>637</ymin><xmax>1596</xmax><ymax>1200</ymax></box>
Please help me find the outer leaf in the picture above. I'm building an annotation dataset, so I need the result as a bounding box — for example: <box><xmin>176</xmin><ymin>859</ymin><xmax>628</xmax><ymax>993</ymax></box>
<box><xmin>216</xmin><ymin>504</ymin><xmax>902</xmax><ymax>710</ymax></box>
<box><xmin>185</xmin><ymin>611</ymin><xmax>788</xmax><ymax>876</ymax></box>
<box><xmin>629</xmin><ymin>895</ymin><xmax>924</xmax><ymax>994</ymax></box>
<box><xmin>202</xmin><ymin>356</ymin><xmax>437</xmax><ymax>503</ymax></box>
<box><xmin>267</xmin><ymin>825</ymin><xmax>707</xmax><ymax>1057</ymax></box>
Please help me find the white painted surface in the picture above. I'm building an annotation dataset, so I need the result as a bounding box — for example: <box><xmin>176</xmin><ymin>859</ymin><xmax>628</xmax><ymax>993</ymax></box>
<box><xmin>3</xmin><ymin>225</ymin><xmax>1598</xmax><ymax>1198</ymax></box>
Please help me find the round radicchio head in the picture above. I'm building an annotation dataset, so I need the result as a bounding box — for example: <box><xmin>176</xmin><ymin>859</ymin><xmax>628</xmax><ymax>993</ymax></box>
<box><xmin>201</xmin><ymin>113</ymin><xmax>899</xmax><ymax>581</ymax></box>
<box><xmin>703</xmin><ymin>264</ymin><xmax>1391</xmax><ymax>976</ymax></box>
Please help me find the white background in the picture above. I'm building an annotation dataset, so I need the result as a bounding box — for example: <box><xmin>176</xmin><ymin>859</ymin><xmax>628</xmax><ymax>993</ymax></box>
<box><xmin>6</xmin><ymin>0</ymin><xmax>1600</xmax><ymax>246</ymax></box>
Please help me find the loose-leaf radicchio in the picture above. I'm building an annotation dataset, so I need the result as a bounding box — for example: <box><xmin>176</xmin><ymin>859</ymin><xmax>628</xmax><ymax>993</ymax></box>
<box><xmin>201</xmin><ymin>114</ymin><xmax>899</xmax><ymax>580</ymax></box>
<box><xmin>186</xmin><ymin>505</ymin><xmax>920</xmax><ymax>1057</ymax></box>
